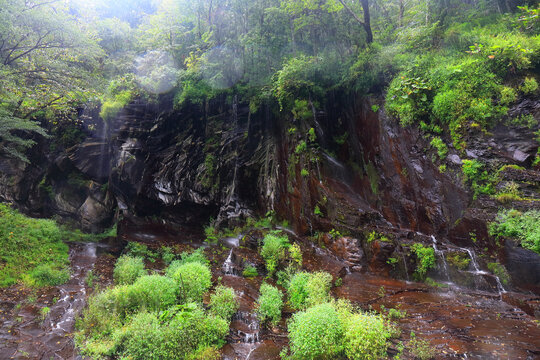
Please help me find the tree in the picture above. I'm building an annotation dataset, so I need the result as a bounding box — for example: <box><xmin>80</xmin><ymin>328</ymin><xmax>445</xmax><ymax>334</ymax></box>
<box><xmin>0</xmin><ymin>0</ymin><xmax>102</xmax><ymax>161</ymax></box>
<box><xmin>336</xmin><ymin>0</ymin><xmax>373</xmax><ymax>43</ymax></box>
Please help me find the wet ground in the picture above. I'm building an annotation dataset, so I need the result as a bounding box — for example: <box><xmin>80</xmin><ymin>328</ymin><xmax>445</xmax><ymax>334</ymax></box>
<box><xmin>1</xmin><ymin>225</ymin><xmax>539</xmax><ymax>360</ymax></box>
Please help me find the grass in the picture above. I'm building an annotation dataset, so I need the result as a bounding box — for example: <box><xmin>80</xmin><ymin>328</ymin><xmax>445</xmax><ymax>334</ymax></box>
<box><xmin>0</xmin><ymin>203</ymin><xmax>69</xmax><ymax>288</ymax></box>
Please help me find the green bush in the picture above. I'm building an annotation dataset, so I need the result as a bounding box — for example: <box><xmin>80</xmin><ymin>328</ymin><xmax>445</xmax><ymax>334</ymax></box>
<box><xmin>171</xmin><ymin>262</ymin><xmax>212</xmax><ymax>303</ymax></box>
<box><xmin>116</xmin><ymin>304</ymin><xmax>229</xmax><ymax>360</ymax></box>
<box><xmin>260</xmin><ymin>233</ymin><xmax>289</xmax><ymax>276</ymax></box>
<box><xmin>209</xmin><ymin>285</ymin><xmax>239</xmax><ymax>320</ymax></box>
<box><xmin>430</xmin><ymin>137</ymin><xmax>448</xmax><ymax>160</ymax></box>
<box><xmin>410</xmin><ymin>243</ymin><xmax>436</xmax><ymax>280</ymax></box>
<box><xmin>287</xmin><ymin>271</ymin><xmax>332</xmax><ymax>310</ymax></box>
<box><xmin>120</xmin><ymin>311</ymin><xmax>165</xmax><ymax>360</ymax></box>
<box><xmin>242</xmin><ymin>264</ymin><xmax>258</xmax><ymax>278</ymax></box>
<box><xmin>113</xmin><ymin>255</ymin><xmax>146</xmax><ymax>285</ymax></box>
<box><xmin>342</xmin><ymin>311</ymin><xmax>391</xmax><ymax>360</ymax></box>
<box><xmin>288</xmin><ymin>302</ymin><xmax>344</xmax><ymax>359</ymax></box>
<box><xmin>256</xmin><ymin>283</ymin><xmax>283</xmax><ymax>327</ymax></box>
<box><xmin>462</xmin><ymin>159</ymin><xmax>495</xmax><ymax>199</ymax></box>
<box><xmin>27</xmin><ymin>264</ymin><xmax>70</xmax><ymax>287</ymax></box>
<box><xmin>127</xmin><ymin>275</ymin><xmax>178</xmax><ymax>312</ymax></box>
<box><xmin>161</xmin><ymin>246</ymin><xmax>176</xmax><ymax>265</ymax></box>
<box><xmin>489</xmin><ymin>209</ymin><xmax>540</xmax><ymax>254</ymax></box>
<box><xmin>499</xmin><ymin>86</ymin><xmax>517</xmax><ymax>105</ymax></box>
<box><xmin>125</xmin><ymin>242</ymin><xmax>157</xmax><ymax>260</ymax></box>
<box><xmin>521</xmin><ymin>76</ymin><xmax>538</xmax><ymax>94</ymax></box>
<box><xmin>165</xmin><ymin>248</ymin><xmax>208</xmax><ymax>277</ymax></box>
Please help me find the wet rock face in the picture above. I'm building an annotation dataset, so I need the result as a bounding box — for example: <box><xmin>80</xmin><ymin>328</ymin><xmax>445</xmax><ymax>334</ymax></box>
<box><xmin>503</xmin><ymin>240</ymin><xmax>540</xmax><ymax>293</ymax></box>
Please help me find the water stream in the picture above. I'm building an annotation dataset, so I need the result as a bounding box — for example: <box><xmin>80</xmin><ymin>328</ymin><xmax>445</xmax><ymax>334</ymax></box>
<box><xmin>0</xmin><ymin>242</ymin><xmax>102</xmax><ymax>359</ymax></box>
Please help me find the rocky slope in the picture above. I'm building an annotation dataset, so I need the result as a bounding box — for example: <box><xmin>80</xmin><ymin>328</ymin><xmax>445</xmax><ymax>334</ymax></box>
<box><xmin>0</xmin><ymin>92</ymin><xmax>538</xmax><ymax>295</ymax></box>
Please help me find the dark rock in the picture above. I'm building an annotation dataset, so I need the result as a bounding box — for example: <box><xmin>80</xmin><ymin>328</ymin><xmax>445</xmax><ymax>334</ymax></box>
<box><xmin>503</xmin><ymin>240</ymin><xmax>540</xmax><ymax>295</ymax></box>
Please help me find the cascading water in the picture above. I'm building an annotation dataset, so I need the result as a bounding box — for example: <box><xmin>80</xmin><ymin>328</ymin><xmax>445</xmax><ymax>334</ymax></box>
<box><xmin>430</xmin><ymin>235</ymin><xmax>451</xmax><ymax>282</ymax></box>
<box><xmin>223</xmin><ymin>249</ymin><xmax>238</xmax><ymax>276</ymax></box>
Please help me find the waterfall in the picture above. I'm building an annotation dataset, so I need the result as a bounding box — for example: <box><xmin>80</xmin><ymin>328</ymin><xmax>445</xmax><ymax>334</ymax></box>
<box><xmin>430</xmin><ymin>235</ymin><xmax>450</xmax><ymax>281</ymax></box>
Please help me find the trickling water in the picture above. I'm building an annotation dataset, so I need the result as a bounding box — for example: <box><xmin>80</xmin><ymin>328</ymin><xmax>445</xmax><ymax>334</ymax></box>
<box><xmin>453</xmin><ymin>245</ymin><xmax>507</xmax><ymax>294</ymax></box>
<box><xmin>430</xmin><ymin>235</ymin><xmax>450</xmax><ymax>281</ymax></box>
<box><xmin>401</xmin><ymin>253</ymin><xmax>410</xmax><ymax>281</ymax></box>
<box><xmin>223</xmin><ymin>249</ymin><xmax>238</xmax><ymax>276</ymax></box>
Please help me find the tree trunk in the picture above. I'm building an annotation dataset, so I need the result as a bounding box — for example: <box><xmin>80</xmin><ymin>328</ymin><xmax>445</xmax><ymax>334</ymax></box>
<box><xmin>360</xmin><ymin>0</ymin><xmax>373</xmax><ymax>43</ymax></box>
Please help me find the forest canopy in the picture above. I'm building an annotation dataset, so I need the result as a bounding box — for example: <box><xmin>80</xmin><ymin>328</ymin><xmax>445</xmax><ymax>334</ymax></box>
<box><xmin>0</xmin><ymin>0</ymin><xmax>538</xmax><ymax>161</ymax></box>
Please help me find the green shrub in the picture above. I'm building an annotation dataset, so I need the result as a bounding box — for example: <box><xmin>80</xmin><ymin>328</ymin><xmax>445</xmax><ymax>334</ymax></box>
<box><xmin>260</xmin><ymin>233</ymin><xmax>289</xmax><ymax>276</ymax></box>
<box><xmin>242</xmin><ymin>264</ymin><xmax>258</xmax><ymax>278</ymax></box>
<box><xmin>128</xmin><ymin>275</ymin><xmax>178</xmax><ymax>313</ymax></box>
<box><xmin>430</xmin><ymin>137</ymin><xmax>448</xmax><ymax>160</ymax></box>
<box><xmin>446</xmin><ymin>252</ymin><xmax>471</xmax><ymax>270</ymax></box>
<box><xmin>120</xmin><ymin>312</ymin><xmax>165</xmax><ymax>360</ymax></box>
<box><xmin>256</xmin><ymin>283</ymin><xmax>283</xmax><ymax>327</ymax></box>
<box><xmin>125</xmin><ymin>242</ymin><xmax>157</xmax><ymax>260</ymax></box>
<box><xmin>499</xmin><ymin>86</ymin><xmax>517</xmax><ymax>105</ymax></box>
<box><xmin>118</xmin><ymin>304</ymin><xmax>229</xmax><ymax>360</ymax></box>
<box><xmin>288</xmin><ymin>302</ymin><xmax>343</xmax><ymax>359</ymax></box>
<box><xmin>27</xmin><ymin>264</ymin><xmax>70</xmax><ymax>287</ymax></box>
<box><xmin>521</xmin><ymin>77</ymin><xmax>538</xmax><ymax>94</ymax></box>
<box><xmin>171</xmin><ymin>262</ymin><xmax>212</xmax><ymax>303</ymax></box>
<box><xmin>209</xmin><ymin>285</ymin><xmax>239</xmax><ymax>320</ymax></box>
<box><xmin>161</xmin><ymin>246</ymin><xmax>176</xmax><ymax>265</ymax></box>
<box><xmin>489</xmin><ymin>209</ymin><xmax>540</xmax><ymax>254</ymax></box>
<box><xmin>342</xmin><ymin>311</ymin><xmax>391</xmax><ymax>360</ymax></box>
<box><xmin>410</xmin><ymin>243</ymin><xmax>436</xmax><ymax>280</ymax></box>
<box><xmin>462</xmin><ymin>159</ymin><xmax>495</xmax><ymax>199</ymax></box>
<box><xmin>287</xmin><ymin>271</ymin><xmax>332</xmax><ymax>310</ymax></box>
<box><xmin>113</xmin><ymin>255</ymin><xmax>146</xmax><ymax>285</ymax></box>
<box><xmin>289</xmin><ymin>243</ymin><xmax>303</xmax><ymax>267</ymax></box>
<box><xmin>165</xmin><ymin>248</ymin><xmax>208</xmax><ymax>277</ymax></box>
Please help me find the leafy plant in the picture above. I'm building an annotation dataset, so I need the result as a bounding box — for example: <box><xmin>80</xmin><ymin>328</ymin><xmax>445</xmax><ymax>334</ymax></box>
<box><xmin>171</xmin><ymin>262</ymin><xmax>212</xmax><ymax>303</ymax></box>
<box><xmin>242</xmin><ymin>265</ymin><xmax>258</xmax><ymax>278</ymax></box>
<box><xmin>256</xmin><ymin>283</ymin><xmax>283</xmax><ymax>327</ymax></box>
<box><xmin>410</xmin><ymin>243</ymin><xmax>436</xmax><ymax>280</ymax></box>
<box><xmin>487</xmin><ymin>262</ymin><xmax>511</xmax><ymax>285</ymax></box>
<box><xmin>113</xmin><ymin>255</ymin><xmax>146</xmax><ymax>285</ymax></box>
<box><xmin>287</xmin><ymin>271</ymin><xmax>332</xmax><ymax>310</ymax></box>
<box><xmin>288</xmin><ymin>303</ymin><xmax>344</xmax><ymax>359</ymax></box>
<box><xmin>260</xmin><ymin>233</ymin><xmax>289</xmax><ymax>276</ymax></box>
<box><xmin>489</xmin><ymin>209</ymin><xmax>540</xmax><ymax>254</ymax></box>
<box><xmin>209</xmin><ymin>285</ymin><xmax>239</xmax><ymax>320</ymax></box>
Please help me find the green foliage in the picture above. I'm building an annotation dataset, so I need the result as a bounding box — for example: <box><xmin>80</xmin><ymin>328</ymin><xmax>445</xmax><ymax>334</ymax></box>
<box><xmin>410</xmin><ymin>243</ymin><xmax>436</xmax><ymax>281</ymax></box>
<box><xmin>521</xmin><ymin>77</ymin><xmax>539</xmax><ymax>95</ymax></box>
<box><xmin>256</xmin><ymin>283</ymin><xmax>284</xmax><ymax>327</ymax></box>
<box><xmin>341</xmin><ymin>311</ymin><xmax>391</xmax><ymax>360</ymax></box>
<box><xmin>314</xmin><ymin>205</ymin><xmax>323</xmax><ymax>217</ymax></box>
<box><xmin>487</xmin><ymin>262</ymin><xmax>511</xmax><ymax>285</ymax></box>
<box><xmin>161</xmin><ymin>246</ymin><xmax>176</xmax><ymax>265</ymax></box>
<box><xmin>462</xmin><ymin>159</ymin><xmax>495</xmax><ymax>199</ymax></box>
<box><xmin>242</xmin><ymin>265</ymin><xmax>259</xmax><ymax>278</ymax></box>
<box><xmin>288</xmin><ymin>303</ymin><xmax>344</xmax><ymax>359</ymax></box>
<box><xmin>127</xmin><ymin>275</ymin><xmax>179</xmax><ymax>313</ymax></box>
<box><xmin>209</xmin><ymin>285</ymin><xmax>239</xmax><ymax>320</ymax></box>
<box><xmin>446</xmin><ymin>252</ymin><xmax>471</xmax><ymax>270</ymax></box>
<box><xmin>260</xmin><ymin>233</ymin><xmax>290</xmax><ymax>276</ymax></box>
<box><xmin>489</xmin><ymin>210</ymin><xmax>540</xmax><ymax>254</ymax></box>
<box><xmin>99</xmin><ymin>75</ymin><xmax>138</xmax><ymax>122</ymax></box>
<box><xmin>499</xmin><ymin>86</ymin><xmax>517</xmax><ymax>105</ymax></box>
<box><xmin>125</xmin><ymin>242</ymin><xmax>157</xmax><ymax>260</ymax></box>
<box><xmin>0</xmin><ymin>203</ymin><xmax>69</xmax><ymax>288</ymax></box>
<box><xmin>171</xmin><ymin>262</ymin><xmax>212</xmax><ymax>303</ymax></box>
<box><xmin>301</xmin><ymin>168</ymin><xmax>309</xmax><ymax>177</ymax></box>
<box><xmin>289</xmin><ymin>243</ymin><xmax>303</xmax><ymax>267</ymax></box>
<box><xmin>295</xmin><ymin>140</ymin><xmax>307</xmax><ymax>154</ymax></box>
<box><xmin>113</xmin><ymin>255</ymin><xmax>146</xmax><ymax>285</ymax></box>
<box><xmin>27</xmin><ymin>264</ymin><xmax>70</xmax><ymax>288</ymax></box>
<box><xmin>409</xmin><ymin>332</ymin><xmax>436</xmax><ymax>360</ymax></box>
<box><xmin>287</xmin><ymin>271</ymin><xmax>332</xmax><ymax>310</ymax></box>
